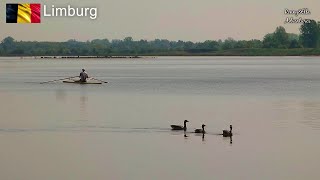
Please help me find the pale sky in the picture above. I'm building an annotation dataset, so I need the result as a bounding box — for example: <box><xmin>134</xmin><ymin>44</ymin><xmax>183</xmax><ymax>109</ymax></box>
<box><xmin>1</xmin><ymin>0</ymin><xmax>319</xmax><ymax>42</ymax></box>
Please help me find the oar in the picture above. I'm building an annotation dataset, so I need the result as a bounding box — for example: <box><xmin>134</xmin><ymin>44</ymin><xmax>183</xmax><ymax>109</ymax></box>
<box><xmin>40</xmin><ymin>76</ymin><xmax>78</xmax><ymax>84</ymax></box>
<box><xmin>90</xmin><ymin>77</ymin><xmax>108</xmax><ymax>83</ymax></box>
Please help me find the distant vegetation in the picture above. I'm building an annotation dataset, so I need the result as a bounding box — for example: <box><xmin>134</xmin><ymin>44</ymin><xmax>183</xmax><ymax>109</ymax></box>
<box><xmin>1</xmin><ymin>20</ymin><xmax>320</xmax><ymax>56</ymax></box>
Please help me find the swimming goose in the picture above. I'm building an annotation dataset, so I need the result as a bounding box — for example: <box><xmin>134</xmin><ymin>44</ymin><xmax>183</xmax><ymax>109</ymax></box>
<box><xmin>195</xmin><ymin>124</ymin><xmax>206</xmax><ymax>133</ymax></box>
<box><xmin>223</xmin><ymin>125</ymin><xmax>233</xmax><ymax>137</ymax></box>
<box><xmin>171</xmin><ymin>120</ymin><xmax>189</xmax><ymax>131</ymax></box>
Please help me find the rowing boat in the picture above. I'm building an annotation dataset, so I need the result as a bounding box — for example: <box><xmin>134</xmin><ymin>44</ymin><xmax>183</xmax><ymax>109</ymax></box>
<box><xmin>63</xmin><ymin>80</ymin><xmax>102</xmax><ymax>84</ymax></box>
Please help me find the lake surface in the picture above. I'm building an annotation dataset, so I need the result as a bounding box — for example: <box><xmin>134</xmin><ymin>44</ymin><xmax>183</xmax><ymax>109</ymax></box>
<box><xmin>0</xmin><ymin>56</ymin><xmax>319</xmax><ymax>180</ymax></box>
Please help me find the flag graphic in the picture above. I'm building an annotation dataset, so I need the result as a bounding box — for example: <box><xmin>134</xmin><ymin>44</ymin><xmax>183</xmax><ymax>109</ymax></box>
<box><xmin>6</xmin><ymin>3</ymin><xmax>41</xmax><ymax>23</ymax></box>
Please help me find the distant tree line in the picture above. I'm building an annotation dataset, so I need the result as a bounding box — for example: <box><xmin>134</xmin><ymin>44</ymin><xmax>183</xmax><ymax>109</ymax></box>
<box><xmin>0</xmin><ymin>20</ymin><xmax>320</xmax><ymax>56</ymax></box>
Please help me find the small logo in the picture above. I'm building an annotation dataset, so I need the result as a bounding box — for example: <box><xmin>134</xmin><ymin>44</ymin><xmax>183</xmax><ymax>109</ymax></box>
<box><xmin>6</xmin><ymin>3</ymin><xmax>41</xmax><ymax>23</ymax></box>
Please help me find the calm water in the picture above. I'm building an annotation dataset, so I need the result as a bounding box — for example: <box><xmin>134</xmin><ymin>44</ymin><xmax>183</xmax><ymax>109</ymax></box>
<box><xmin>0</xmin><ymin>57</ymin><xmax>320</xmax><ymax>180</ymax></box>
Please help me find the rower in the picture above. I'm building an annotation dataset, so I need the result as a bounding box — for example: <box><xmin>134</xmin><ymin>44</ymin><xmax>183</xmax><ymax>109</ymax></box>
<box><xmin>79</xmin><ymin>69</ymin><xmax>89</xmax><ymax>82</ymax></box>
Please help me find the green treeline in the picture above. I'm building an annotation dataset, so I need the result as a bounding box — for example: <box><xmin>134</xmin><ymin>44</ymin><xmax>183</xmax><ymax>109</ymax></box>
<box><xmin>1</xmin><ymin>20</ymin><xmax>320</xmax><ymax>56</ymax></box>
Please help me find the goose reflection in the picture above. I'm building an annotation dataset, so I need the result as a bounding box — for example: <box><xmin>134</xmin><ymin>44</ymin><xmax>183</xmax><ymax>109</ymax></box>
<box><xmin>202</xmin><ymin>133</ymin><xmax>205</xmax><ymax>141</ymax></box>
<box><xmin>184</xmin><ymin>131</ymin><xmax>188</xmax><ymax>138</ymax></box>
<box><xmin>223</xmin><ymin>136</ymin><xmax>233</xmax><ymax>144</ymax></box>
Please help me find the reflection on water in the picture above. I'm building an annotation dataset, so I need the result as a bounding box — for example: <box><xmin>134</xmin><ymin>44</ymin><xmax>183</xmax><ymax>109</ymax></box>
<box><xmin>55</xmin><ymin>89</ymin><xmax>66</xmax><ymax>102</ymax></box>
<box><xmin>223</xmin><ymin>136</ymin><xmax>233</xmax><ymax>145</ymax></box>
<box><xmin>184</xmin><ymin>131</ymin><xmax>188</xmax><ymax>138</ymax></box>
<box><xmin>79</xmin><ymin>95</ymin><xmax>88</xmax><ymax>122</ymax></box>
<box><xmin>55</xmin><ymin>88</ymin><xmax>89</xmax><ymax>122</ymax></box>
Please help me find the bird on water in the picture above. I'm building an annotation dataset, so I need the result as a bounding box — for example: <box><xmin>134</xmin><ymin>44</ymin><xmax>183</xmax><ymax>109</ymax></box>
<box><xmin>171</xmin><ymin>120</ymin><xmax>189</xmax><ymax>131</ymax></box>
<box><xmin>195</xmin><ymin>124</ymin><xmax>206</xmax><ymax>133</ymax></box>
<box><xmin>222</xmin><ymin>125</ymin><xmax>233</xmax><ymax>137</ymax></box>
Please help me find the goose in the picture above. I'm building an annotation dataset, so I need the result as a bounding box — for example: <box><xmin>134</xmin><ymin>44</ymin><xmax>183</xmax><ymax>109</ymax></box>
<box><xmin>171</xmin><ymin>120</ymin><xmax>189</xmax><ymax>131</ymax></box>
<box><xmin>223</xmin><ymin>125</ymin><xmax>233</xmax><ymax>137</ymax></box>
<box><xmin>195</xmin><ymin>124</ymin><xmax>206</xmax><ymax>133</ymax></box>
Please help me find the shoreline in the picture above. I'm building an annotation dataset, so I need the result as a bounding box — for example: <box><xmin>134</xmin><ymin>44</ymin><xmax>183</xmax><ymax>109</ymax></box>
<box><xmin>1</xmin><ymin>48</ymin><xmax>320</xmax><ymax>58</ymax></box>
<box><xmin>4</xmin><ymin>55</ymin><xmax>319</xmax><ymax>58</ymax></box>
<box><xmin>39</xmin><ymin>56</ymin><xmax>143</xmax><ymax>59</ymax></box>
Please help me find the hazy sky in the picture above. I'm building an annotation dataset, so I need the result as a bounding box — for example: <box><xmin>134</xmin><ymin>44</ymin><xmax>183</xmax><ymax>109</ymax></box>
<box><xmin>1</xmin><ymin>0</ymin><xmax>319</xmax><ymax>41</ymax></box>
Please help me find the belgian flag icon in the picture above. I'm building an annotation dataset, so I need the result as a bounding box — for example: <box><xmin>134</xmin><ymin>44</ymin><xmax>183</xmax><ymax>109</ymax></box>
<box><xmin>6</xmin><ymin>3</ymin><xmax>41</xmax><ymax>23</ymax></box>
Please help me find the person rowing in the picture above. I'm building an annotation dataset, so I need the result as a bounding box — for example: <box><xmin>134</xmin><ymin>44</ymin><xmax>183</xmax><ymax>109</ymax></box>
<box><xmin>79</xmin><ymin>69</ymin><xmax>89</xmax><ymax>82</ymax></box>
